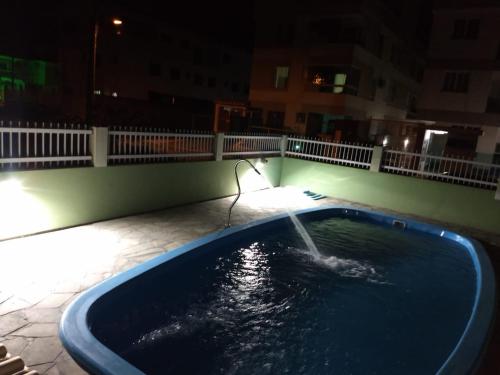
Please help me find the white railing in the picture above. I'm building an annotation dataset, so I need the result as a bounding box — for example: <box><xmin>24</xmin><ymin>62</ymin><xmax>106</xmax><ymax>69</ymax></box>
<box><xmin>0</xmin><ymin>122</ymin><xmax>498</xmax><ymax>193</ymax></box>
<box><xmin>0</xmin><ymin>121</ymin><xmax>92</xmax><ymax>170</ymax></box>
<box><xmin>222</xmin><ymin>133</ymin><xmax>282</xmax><ymax>158</ymax></box>
<box><xmin>382</xmin><ymin>149</ymin><xmax>500</xmax><ymax>189</ymax></box>
<box><xmin>108</xmin><ymin>128</ymin><xmax>215</xmax><ymax>164</ymax></box>
<box><xmin>286</xmin><ymin>137</ymin><xmax>373</xmax><ymax>169</ymax></box>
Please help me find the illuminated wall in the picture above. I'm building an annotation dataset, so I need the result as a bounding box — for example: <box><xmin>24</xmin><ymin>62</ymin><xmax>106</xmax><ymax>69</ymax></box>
<box><xmin>0</xmin><ymin>158</ymin><xmax>283</xmax><ymax>240</ymax></box>
<box><xmin>0</xmin><ymin>54</ymin><xmax>57</xmax><ymax>105</ymax></box>
<box><xmin>280</xmin><ymin>158</ymin><xmax>500</xmax><ymax>235</ymax></box>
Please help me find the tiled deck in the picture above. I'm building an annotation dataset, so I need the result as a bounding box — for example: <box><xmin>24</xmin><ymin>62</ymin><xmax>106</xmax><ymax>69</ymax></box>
<box><xmin>0</xmin><ymin>187</ymin><xmax>498</xmax><ymax>374</ymax></box>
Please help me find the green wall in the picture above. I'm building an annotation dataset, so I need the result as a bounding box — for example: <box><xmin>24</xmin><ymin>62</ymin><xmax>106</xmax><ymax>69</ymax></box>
<box><xmin>1</xmin><ymin>156</ymin><xmax>498</xmax><ymax>240</ymax></box>
<box><xmin>281</xmin><ymin>158</ymin><xmax>500</xmax><ymax>235</ymax></box>
<box><xmin>0</xmin><ymin>158</ymin><xmax>282</xmax><ymax>240</ymax></box>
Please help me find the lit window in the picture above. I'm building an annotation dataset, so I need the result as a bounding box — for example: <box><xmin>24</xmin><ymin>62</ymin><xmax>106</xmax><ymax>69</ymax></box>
<box><xmin>308</xmin><ymin>66</ymin><xmax>359</xmax><ymax>95</ymax></box>
<box><xmin>333</xmin><ymin>73</ymin><xmax>347</xmax><ymax>93</ymax></box>
<box><xmin>274</xmin><ymin>66</ymin><xmax>289</xmax><ymax>89</ymax></box>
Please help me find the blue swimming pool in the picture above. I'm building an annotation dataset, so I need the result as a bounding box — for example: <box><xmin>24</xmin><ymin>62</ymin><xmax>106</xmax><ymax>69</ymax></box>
<box><xmin>60</xmin><ymin>207</ymin><xmax>496</xmax><ymax>375</ymax></box>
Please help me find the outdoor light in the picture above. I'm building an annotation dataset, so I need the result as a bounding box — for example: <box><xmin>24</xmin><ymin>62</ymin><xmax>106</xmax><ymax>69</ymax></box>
<box><xmin>256</xmin><ymin>158</ymin><xmax>268</xmax><ymax>169</ymax></box>
<box><xmin>294</xmin><ymin>144</ymin><xmax>301</xmax><ymax>151</ymax></box>
<box><xmin>0</xmin><ymin>179</ymin><xmax>51</xmax><ymax>239</ymax></box>
<box><xmin>382</xmin><ymin>136</ymin><xmax>389</xmax><ymax>147</ymax></box>
<box><xmin>112</xmin><ymin>18</ymin><xmax>123</xmax><ymax>25</ymax></box>
<box><xmin>404</xmin><ymin>138</ymin><xmax>410</xmax><ymax>148</ymax></box>
<box><xmin>112</xmin><ymin>92</ymin><xmax>118</xmax><ymax>97</ymax></box>
<box><xmin>0</xmin><ymin>178</ymin><xmax>23</xmax><ymax>193</ymax></box>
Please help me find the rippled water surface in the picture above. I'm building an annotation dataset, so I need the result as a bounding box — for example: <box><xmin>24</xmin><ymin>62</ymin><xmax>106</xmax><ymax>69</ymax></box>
<box><xmin>90</xmin><ymin>217</ymin><xmax>476</xmax><ymax>375</ymax></box>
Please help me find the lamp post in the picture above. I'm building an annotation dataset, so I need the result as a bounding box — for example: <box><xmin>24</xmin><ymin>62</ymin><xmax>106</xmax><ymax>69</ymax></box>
<box><xmin>86</xmin><ymin>15</ymin><xmax>123</xmax><ymax>125</ymax></box>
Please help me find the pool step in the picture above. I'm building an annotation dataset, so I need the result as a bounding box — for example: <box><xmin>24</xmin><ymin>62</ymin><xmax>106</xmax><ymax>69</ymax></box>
<box><xmin>0</xmin><ymin>344</ymin><xmax>39</xmax><ymax>375</ymax></box>
<box><xmin>303</xmin><ymin>190</ymin><xmax>326</xmax><ymax>201</ymax></box>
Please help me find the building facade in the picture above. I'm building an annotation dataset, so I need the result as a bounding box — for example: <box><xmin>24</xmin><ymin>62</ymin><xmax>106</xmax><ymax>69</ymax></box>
<box><xmin>57</xmin><ymin>12</ymin><xmax>252</xmax><ymax>129</ymax></box>
<box><xmin>417</xmin><ymin>0</ymin><xmax>500</xmax><ymax>162</ymax></box>
<box><xmin>248</xmin><ymin>0</ymin><xmax>428</xmax><ymax>148</ymax></box>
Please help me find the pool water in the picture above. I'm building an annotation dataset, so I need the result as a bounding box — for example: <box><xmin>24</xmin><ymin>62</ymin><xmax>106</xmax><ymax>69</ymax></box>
<box><xmin>89</xmin><ymin>217</ymin><xmax>476</xmax><ymax>375</ymax></box>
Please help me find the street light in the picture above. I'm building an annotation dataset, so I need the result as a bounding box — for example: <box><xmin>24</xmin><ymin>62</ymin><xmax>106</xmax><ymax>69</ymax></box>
<box><xmin>86</xmin><ymin>17</ymin><xmax>124</xmax><ymax>125</ymax></box>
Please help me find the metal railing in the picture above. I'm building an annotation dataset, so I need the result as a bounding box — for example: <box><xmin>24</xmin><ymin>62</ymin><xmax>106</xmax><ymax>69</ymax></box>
<box><xmin>222</xmin><ymin>133</ymin><xmax>282</xmax><ymax>159</ymax></box>
<box><xmin>0</xmin><ymin>122</ymin><xmax>498</xmax><ymax>193</ymax></box>
<box><xmin>108</xmin><ymin>128</ymin><xmax>215</xmax><ymax>164</ymax></box>
<box><xmin>382</xmin><ymin>149</ymin><xmax>500</xmax><ymax>189</ymax></box>
<box><xmin>286</xmin><ymin>137</ymin><xmax>373</xmax><ymax>169</ymax></box>
<box><xmin>0</xmin><ymin>121</ymin><xmax>92</xmax><ymax>170</ymax></box>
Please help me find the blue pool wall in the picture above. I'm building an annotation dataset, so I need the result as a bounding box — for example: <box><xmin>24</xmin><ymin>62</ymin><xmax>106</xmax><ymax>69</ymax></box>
<box><xmin>59</xmin><ymin>206</ymin><xmax>496</xmax><ymax>375</ymax></box>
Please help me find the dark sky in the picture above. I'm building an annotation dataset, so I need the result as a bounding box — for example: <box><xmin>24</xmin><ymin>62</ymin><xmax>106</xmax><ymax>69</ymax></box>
<box><xmin>126</xmin><ymin>0</ymin><xmax>256</xmax><ymax>49</ymax></box>
<box><xmin>0</xmin><ymin>0</ymin><xmax>255</xmax><ymax>60</ymax></box>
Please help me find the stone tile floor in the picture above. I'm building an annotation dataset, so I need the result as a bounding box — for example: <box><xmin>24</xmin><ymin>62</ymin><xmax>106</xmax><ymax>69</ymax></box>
<box><xmin>0</xmin><ymin>187</ymin><xmax>499</xmax><ymax>374</ymax></box>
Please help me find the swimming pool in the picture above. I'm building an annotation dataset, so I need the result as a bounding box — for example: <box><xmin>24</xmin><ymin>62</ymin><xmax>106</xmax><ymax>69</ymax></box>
<box><xmin>60</xmin><ymin>207</ymin><xmax>496</xmax><ymax>375</ymax></box>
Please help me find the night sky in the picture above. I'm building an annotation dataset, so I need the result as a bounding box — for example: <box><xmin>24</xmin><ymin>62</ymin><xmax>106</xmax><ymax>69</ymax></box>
<box><xmin>0</xmin><ymin>0</ymin><xmax>255</xmax><ymax>61</ymax></box>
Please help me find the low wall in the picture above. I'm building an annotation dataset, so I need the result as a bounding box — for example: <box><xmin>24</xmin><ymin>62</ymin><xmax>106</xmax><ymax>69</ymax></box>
<box><xmin>281</xmin><ymin>158</ymin><xmax>500</xmax><ymax>235</ymax></box>
<box><xmin>0</xmin><ymin>158</ymin><xmax>282</xmax><ymax>240</ymax></box>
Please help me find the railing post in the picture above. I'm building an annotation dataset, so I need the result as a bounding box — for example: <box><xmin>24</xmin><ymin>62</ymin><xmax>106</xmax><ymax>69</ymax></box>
<box><xmin>215</xmin><ymin>132</ymin><xmax>224</xmax><ymax>161</ymax></box>
<box><xmin>280</xmin><ymin>135</ymin><xmax>289</xmax><ymax>157</ymax></box>
<box><xmin>496</xmin><ymin>179</ymin><xmax>500</xmax><ymax>200</ymax></box>
<box><xmin>370</xmin><ymin>146</ymin><xmax>383</xmax><ymax>172</ymax></box>
<box><xmin>90</xmin><ymin>127</ymin><xmax>109</xmax><ymax>167</ymax></box>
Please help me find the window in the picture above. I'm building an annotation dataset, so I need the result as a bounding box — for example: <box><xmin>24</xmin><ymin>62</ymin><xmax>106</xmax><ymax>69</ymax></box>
<box><xmin>452</xmin><ymin>19</ymin><xmax>466</xmax><ymax>38</ymax></box>
<box><xmin>276</xmin><ymin>23</ymin><xmax>295</xmax><ymax>44</ymax></box>
<box><xmin>193</xmin><ymin>48</ymin><xmax>202</xmax><ymax>65</ymax></box>
<box><xmin>170</xmin><ymin>67</ymin><xmax>181</xmax><ymax>80</ymax></box>
<box><xmin>308</xmin><ymin>18</ymin><xmax>365</xmax><ymax>45</ymax></box>
<box><xmin>493</xmin><ymin>143</ymin><xmax>500</xmax><ymax>164</ymax></box>
<box><xmin>377</xmin><ymin>34</ymin><xmax>385</xmax><ymax>58</ymax></box>
<box><xmin>194</xmin><ymin>74</ymin><xmax>204</xmax><ymax>86</ymax></box>
<box><xmin>222</xmin><ymin>53</ymin><xmax>232</xmax><ymax>64</ymax></box>
<box><xmin>207</xmin><ymin>77</ymin><xmax>216</xmax><ymax>88</ymax></box>
<box><xmin>0</xmin><ymin>61</ymin><xmax>10</xmax><ymax>71</ymax></box>
<box><xmin>308</xmin><ymin>65</ymin><xmax>360</xmax><ymax>95</ymax></box>
<box><xmin>274</xmin><ymin>66</ymin><xmax>289</xmax><ymax>89</ymax></box>
<box><xmin>267</xmin><ymin>111</ymin><xmax>285</xmax><ymax>128</ymax></box>
<box><xmin>149</xmin><ymin>62</ymin><xmax>162</xmax><ymax>77</ymax></box>
<box><xmin>452</xmin><ymin>19</ymin><xmax>480</xmax><ymax>39</ymax></box>
<box><xmin>160</xmin><ymin>33</ymin><xmax>172</xmax><ymax>44</ymax></box>
<box><xmin>442</xmin><ymin>72</ymin><xmax>470</xmax><ymax>92</ymax></box>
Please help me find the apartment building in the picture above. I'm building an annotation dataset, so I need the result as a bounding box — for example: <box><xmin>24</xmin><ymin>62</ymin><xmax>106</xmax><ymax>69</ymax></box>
<box><xmin>417</xmin><ymin>0</ymin><xmax>500</xmax><ymax>162</ymax></box>
<box><xmin>0</xmin><ymin>54</ymin><xmax>59</xmax><ymax>109</ymax></box>
<box><xmin>61</xmin><ymin>14</ymin><xmax>252</xmax><ymax>128</ymax></box>
<box><xmin>248</xmin><ymin>0</ymin><xmax>429</xmax><ymax>148</ymax></box>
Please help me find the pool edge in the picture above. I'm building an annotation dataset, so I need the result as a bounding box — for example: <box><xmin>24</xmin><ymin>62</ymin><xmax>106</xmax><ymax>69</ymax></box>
<box><xmin>59</xmin><ymin>206</ymin><xmax>496</xmax><ymax>375</ymax></box>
